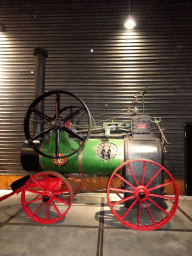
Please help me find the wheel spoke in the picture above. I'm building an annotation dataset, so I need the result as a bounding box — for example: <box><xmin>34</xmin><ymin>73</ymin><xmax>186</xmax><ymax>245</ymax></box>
<box><xmin>149</xmin><ymin>193</ymin><xmax>176</xmax><ymax>200</ymax></box>
<box><xmin>53</xmin><ymin>196</ymin><xmax>70</xmax><ymax>206</ymax></box>
<box><xmin>75</xmin><ymin>111</ymin><xmax>87</xmax><ymax>125</ymax></box>
<box><xmin>32</xmin><ymin>108</ymin><xmax>53</xmax><ymax>122</ymax></box>
<box><xmin>141</xmin><ymin>161</ymin><xmax>146</xmax><ymax>186</ymax></box>
<box><xmin>127</xmin><ymin>163</ymin><xmax>139</xmax><ymax>186</ymax></box>
<box><xmin>146</xmin><ymin>167</ymin><xmax>162</xmax><ymax>188</ymax></box>
<box><xmin>115</xmin><ymin>173</ymin><xmax>136</xmax><ymax>189</ymax></box>
<box><xmin>25</xmin><ymin>197</ymin><xmax>42</xmax><ymax>205</ymax></box>
<box><xmin>46</xmin><ymin>174</ymin><xmax>49</xmax><ymax>190</ymax></box>
<box><xmin>51</xmin><ymin>201</ymin><xmax>62</xmax><ymax>217</ymax></box>
<box><xmin>109</xmin><ymin>187</ymin><xmax>134</xmax><ymax>194</ymax></box>
<box><xmin>148</xmin><ymin>180</ymin><xmax>173</xmax><ymax>192</ymax></box>
<box><xmin>32</xmin><ymin>126</ymin><xmax>54</xmax><ymax>140</ymax></box>
<box><xmin>62</xmin><ymin>126</ymin><xmax>85</xmax><ymax>141</ymax></box>
<box><xmin>46</xmin><ymin>203</ymin><xmax>49</xmax><ymax>220</ymax></box>
<box><xmin>110</xmin><ymin>180</ymin><xmax>124</xmax><ymax>199</ymax></box>
<box><xmin>51</xmin><ymin>178</ymin><xmax>61</xmax><ymax>191</ymax></box>
<box><xmin>55</xmin><ymin>93</ymin><xmax>60</xmax><ymax>120</ymax></box>
<box><xmin>33</xmin><ymin>177</ymin><xmax>45</xmax><ymax>192</ymax></box>
<box><xmin>34</xmin><ymin>201</ymin><xmax>44</xmax><ymax>215</ymax></box>
<box><xmin>26</xmin><ymin>189</ymin><xmax>43</xmax><ymax>195</ymax></box>
<box><xmin>111</xmin><ymin>195</ymin><xmax>135</xmax><ymax>207</ymax></box>
<box><xmin>137</xmin><ymin>201</ymin><xmax>142</xmax><ymax>226</ymax></box>
<box><xmin>122</xmin><ymin>198</ymin><xmax>138</xmax><ymax>219</ymax></box>
<box><xmin>53</xmin><ymin>189</ymin><xmax>69</xmax><ymax>196</ymax></box>
<box><xmin>148</xmin><ymin>197</ymin><xmax>169</xmax><ymax>215</ymax></box>
<box><xmin>144</xmin><ymin>201</ymin><xmax>156</xmax><ymax>225</ymax></box>
<box><xmin>64</xmin><ymin>107</ymin><xmax>85</xmax><ymax>122</ymax></box>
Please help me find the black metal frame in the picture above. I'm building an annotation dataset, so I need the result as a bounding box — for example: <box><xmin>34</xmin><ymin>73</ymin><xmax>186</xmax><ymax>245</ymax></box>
<box><xmin>184</xmin><ymin>122</ymin><xmax>192</xmax><ymax>196</ymax></box>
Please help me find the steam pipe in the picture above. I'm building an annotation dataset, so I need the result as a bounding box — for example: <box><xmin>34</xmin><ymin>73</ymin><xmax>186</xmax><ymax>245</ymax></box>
<box><xmin>33</xmin><ymin>47</ymin><xmax>48</xmax><ymax>137</ymax></box>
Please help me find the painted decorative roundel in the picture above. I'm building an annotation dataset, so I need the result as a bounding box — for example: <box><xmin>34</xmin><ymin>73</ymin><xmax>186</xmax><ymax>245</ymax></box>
<box><xmin>96</xmin><ymin>142</ymin><xmax>118</xmax><ymax>161</ymax></box>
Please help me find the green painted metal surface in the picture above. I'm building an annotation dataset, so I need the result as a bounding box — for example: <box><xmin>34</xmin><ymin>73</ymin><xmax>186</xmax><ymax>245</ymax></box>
<box><xmin>40</xmin><ymin>131</ymin><xmax>124</xmax><ymax>175</ymax></box>
<box><xmin>40</xmin><ymin>131</ymin><xmax>79</xmax><ymax>173</ymax></box>
<box><xmin>81</xmin><ymin>139</ymin><xmax>124</xmax><ymax>175</ymax></box>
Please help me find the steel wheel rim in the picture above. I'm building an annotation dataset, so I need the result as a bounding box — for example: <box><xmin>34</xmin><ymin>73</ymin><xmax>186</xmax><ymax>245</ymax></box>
<box><xmin>107</xmin><ymin>158</ymin><xmax>179</xmax><ymax>231</ymax></box>
<box><xmin>21</xmin><ymin>171</ymin><xmax>73</xmax><ymax>224</ymax></box>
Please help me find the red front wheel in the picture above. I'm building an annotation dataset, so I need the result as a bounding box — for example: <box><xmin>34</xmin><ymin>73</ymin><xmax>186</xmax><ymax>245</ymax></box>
<box><xmin>107</xmin><ymin>159</ymin><xmax>179</xmax><ymax>231</ymax></box>
<box><xmin>21</xmin><ymin>171</ymin><xmax>73</xmax><ymax>224</ymax></box>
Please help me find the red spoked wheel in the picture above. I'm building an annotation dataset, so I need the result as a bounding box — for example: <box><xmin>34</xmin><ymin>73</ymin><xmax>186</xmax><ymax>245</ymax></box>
<box><xmin>67</xmin><ymin>173</ymin><xmax>82</xmax><ymax>196</ymax></box>
<box><xmin>107</xmin><ymin>159</ymin><xmax>179</xmax><ymax>231</ymax></box>
<box><xmin>21</xmin><ymin>171</ymin><xmax>73</xmax><ymax>224</ymax></box>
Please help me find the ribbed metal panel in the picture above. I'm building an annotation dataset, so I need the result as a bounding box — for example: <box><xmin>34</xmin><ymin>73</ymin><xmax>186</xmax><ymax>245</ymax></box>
<box><xmin>0</xmin><ymin>0</ymin><xmax>191</xmax><ymax>177</ymax></box>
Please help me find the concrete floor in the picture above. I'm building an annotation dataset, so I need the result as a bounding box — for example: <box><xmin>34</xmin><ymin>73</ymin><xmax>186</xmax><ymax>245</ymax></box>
<box><xmin>0</xmin><ymin>190</ymin><xmax>192</xmax><ymax>256</ymax></box>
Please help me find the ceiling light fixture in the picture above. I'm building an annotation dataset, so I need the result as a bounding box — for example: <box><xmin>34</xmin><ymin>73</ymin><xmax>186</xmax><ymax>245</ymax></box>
<box><xmin>124</xmin><ymin>0</ymin><xmax>136</xmax><ymax>29</ymax></box>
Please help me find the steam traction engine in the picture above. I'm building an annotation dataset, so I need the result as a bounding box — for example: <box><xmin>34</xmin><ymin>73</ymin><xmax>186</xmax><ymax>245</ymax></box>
<box><xmin>17</xmin><ymin>89</ymin><xmax>179</xmax><ymax>231</ymax></box>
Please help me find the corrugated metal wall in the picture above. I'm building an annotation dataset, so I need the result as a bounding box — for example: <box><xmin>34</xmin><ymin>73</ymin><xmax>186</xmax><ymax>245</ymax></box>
<box><xmin>0</xmin><ymin>0</ymin><xmax>192</xmax><ymax>177</ymax></box>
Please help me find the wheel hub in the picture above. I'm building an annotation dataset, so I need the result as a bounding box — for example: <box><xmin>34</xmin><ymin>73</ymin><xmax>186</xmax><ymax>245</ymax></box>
<box><xmin>42</xmin><ymin>195</ymin><xmax>50</xmax><ymax>202</ymax></box>
<box><xmin>134</xmin><ymin>186</ymin><xmax>149</xmax><ymax>201</ymax></box>
<box><xmin>138</xmin><ymin>191</ymin><xmax>145</xmax><ymax>199</ymax></box>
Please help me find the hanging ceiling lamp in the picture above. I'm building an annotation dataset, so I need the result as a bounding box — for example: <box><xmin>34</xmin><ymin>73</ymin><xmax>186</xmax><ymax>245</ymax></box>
<box><xmin>124</xmin><ymin>0</ymin><xmax>136</xmax><ymax>29</ymax></box>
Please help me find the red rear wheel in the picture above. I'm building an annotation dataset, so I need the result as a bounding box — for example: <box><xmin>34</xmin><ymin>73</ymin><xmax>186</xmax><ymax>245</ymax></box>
<box><xmin>21</xmin><ymin>171</ymin><xmax>72</xmax><ymax>224</ymax></box>
<box><xmin>107</xmin><ymin>159</ymin><xmax>179</xmax><ymax>231</ymax></box>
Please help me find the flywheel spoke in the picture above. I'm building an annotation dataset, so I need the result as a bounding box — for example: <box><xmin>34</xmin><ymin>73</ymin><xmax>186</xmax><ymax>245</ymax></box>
<box><xmin>55</xmin><ymin>129</ymin><xmax>60</xmax><ymax>158</ymax></box>
<box><xmin>32</xmin><ymin>108</ymin><xmax>53</xmax><ymax>123</ymax></box>
<box><xmin>55</xmin><ymin>93</ymin><xmax>60</xmax><ymax>120</ymax></box>
<box><xmin>62</xmin><ymin>126</ymin><xmax>85</xmax><ymax>141</ymax></box>
<box><xmin>32</xmin><ymin>126</ymin><xmax>54</xmax><ymax>141</ymax></box>
<box><xmin>64</xmin><ymin>107</ymin><xmax>85</xmax><ymax>122</ymax></box>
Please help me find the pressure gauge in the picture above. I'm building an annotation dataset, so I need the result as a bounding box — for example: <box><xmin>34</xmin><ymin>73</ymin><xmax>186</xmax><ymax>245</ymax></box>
<box><xmin>96</xmin><ymin>142</ymin><xmax>118</xmax><ymax>161</ymax></box>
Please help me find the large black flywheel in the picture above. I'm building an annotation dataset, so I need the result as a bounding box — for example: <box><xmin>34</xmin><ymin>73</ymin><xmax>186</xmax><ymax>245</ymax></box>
<box><xmin>24</xmin><ymin>90</ymin><xmax>92</xmax><ymax>159</ymax></box>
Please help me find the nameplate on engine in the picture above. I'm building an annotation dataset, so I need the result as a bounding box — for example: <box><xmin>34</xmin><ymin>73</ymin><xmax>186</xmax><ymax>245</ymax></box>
<box><xmin>137</xmin><ymin>124</ymin><xmax>147</xmax><ymax>129</ymax></box>
<box><xmin>51</xmin><ymin>154</ymin><xmax>68</xmax><ymax>166</ymax></box>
